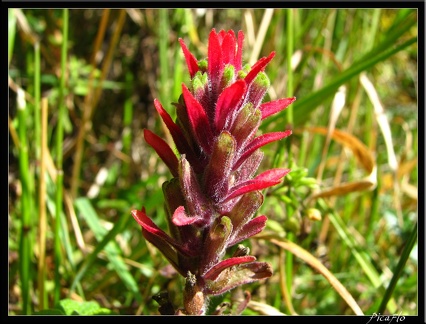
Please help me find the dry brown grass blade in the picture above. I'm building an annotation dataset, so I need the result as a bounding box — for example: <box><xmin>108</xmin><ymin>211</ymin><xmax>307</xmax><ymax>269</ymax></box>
<box><xmin>258</xmin><ymin>234</ymin><xmax>364</xmax><ymax>315</ymax></box>
<box><xmin>246</xmin><ymin>300</ymin><xmax>286</xmax><ymax>315</ymax></box>
<box><xmin>360</xmin><ymin>72</ymin><xmax>398</xmax><ymax>171</ymax></box>
<box><xmin>310</xmin><ymin>176</ymin><xmax>376</xmax><ymax>199</ymax></box>
<box><xmin>301</xmin><ymin>126</ymin><xmax>375</xmax><ymax>174</ymax></box>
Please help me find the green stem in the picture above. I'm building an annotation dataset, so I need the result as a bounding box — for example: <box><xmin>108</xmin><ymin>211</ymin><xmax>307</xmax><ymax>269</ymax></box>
<box><xmin>8</xmin><ymin>9</ymin><xmax>17</xmax><ymax>67</ymax></box>
<box><xmin>34</xmin><ymin>42</ymin><xmax>41</xmax><ymax>159</ymax></box>
<box><xmin>159</xmin><ymin>9</ymin><xmax>170</xmax><ymax>109</ymax></box>
<box><xmin>54</xmin><ymin>8</ymin><xmax>69</xmax><ymax>304</ymax></box>
<box><xmin>378</xmin><ymin>222</ymin><xmax>417</xmax><ymax>314</ymax></box>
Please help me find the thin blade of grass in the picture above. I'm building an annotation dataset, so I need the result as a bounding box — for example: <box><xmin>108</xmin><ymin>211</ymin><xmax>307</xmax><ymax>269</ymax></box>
<box><xmin>278</xmin><ymin>36</ymin><xmax>417</xmax><ymax>126</ymax></box>
<box><xmin>257</xmin><ymin>233</ymin><xmax>364</xmax><ymax>315</ymax></box>
<box><xmin>72</xmin><ymin>198</ymin><xmax>143</xmax><ymax>303</ymax></box>
<box><xmin>378</xmin><ymin>222</ymin><xmax>417</xmax><ymax>313</ymax></box>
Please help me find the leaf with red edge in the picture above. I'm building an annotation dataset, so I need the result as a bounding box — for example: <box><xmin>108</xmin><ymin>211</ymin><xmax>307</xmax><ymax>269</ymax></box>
<box><xmin>203</xmin><ymin>255</ymin><xmax>256</xmax><ymax>281</ymax></box>
<box><xmin>260</xmin><ymin>97</ymin><xmax>297</xmax><ymax>120</ymax></box>
<box><xmin>179</xmin><ymin>38</ymin><xmax>199</xmax><ymax>78</ymax></box>
<box><xmin>204</xmin><ymin>261</ymin><xmax>272</xmax><ymax>296</ymax></box>
<box><xmin>234</xmin><ymin>130</ymin><xmax>292</xmax><ymax>171</ymax></box>
<box><xmin>143</xmin><ymin>129</ymin><xmax>179</xmax><ymax>178</ymax></box>
<box><xmin>182</xmin><ymin>84</ymin><xmax>214</xmax><ymax>154</ymax></box>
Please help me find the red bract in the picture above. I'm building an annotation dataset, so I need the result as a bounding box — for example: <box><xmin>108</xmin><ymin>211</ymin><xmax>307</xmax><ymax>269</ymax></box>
<box><xmin>132</xmin><ymin>28</ymin><xmax>295</xmax><ymax>315</ymax></box>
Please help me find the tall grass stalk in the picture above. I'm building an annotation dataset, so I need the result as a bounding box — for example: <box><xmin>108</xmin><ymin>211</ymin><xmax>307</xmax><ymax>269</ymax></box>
<box><xmin>54</xmin><ymin>8</ymin><xmax>69</xmax><ymax>304</ymax></box>
<box><xmin>37</xmin><ymin>97</ymin><xmax>48</xmax><ymax>310</ymax></box>
<box><xmin>17</xmin><ymin>88</ymin><xmax>32</xmax><ymax>315</ymax></box>
<box><xmin>122</xmin><ymin>71</ymin><xmax>134</xmax><ymax>181</ymax></box>
<box><xmin>8</xmin><ymin>9</ymin><xmax>16</xmax><ymax>67</ymax></box>
<box><xmin>158</xmin><ymin>9</ymin><xmax>170</xmax><ymax>109</ymax></box>
<box><xmin>70</xmin><ymin>9</ymin><xmax>110</xmax><ymax>198</ymax></box>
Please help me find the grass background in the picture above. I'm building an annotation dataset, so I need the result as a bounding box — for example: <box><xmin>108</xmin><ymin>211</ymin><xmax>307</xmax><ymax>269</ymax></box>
<box><xmin>8</xmin><ymin>8</ymin><xmax>419</xmax><ymax>315</ymax></box>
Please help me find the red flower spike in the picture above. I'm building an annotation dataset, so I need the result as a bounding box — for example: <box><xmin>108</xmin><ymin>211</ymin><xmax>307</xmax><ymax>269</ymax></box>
<box><xmin>132</xmin><ymin>29</ymin><xmax>296</xmax><ymax>315</ymax></box>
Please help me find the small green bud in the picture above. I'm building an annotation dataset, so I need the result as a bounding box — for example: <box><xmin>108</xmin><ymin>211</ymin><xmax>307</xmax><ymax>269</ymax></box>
<box><xmin>253</xmin><ymin>71</ymin><xmax>270</xmax><ymax>89</ymax></box>
<box><xmin>192</xmin><ymin>71</ymin><xmax>208</xmax><ymax>93</ymax></box>
<box><xmin>198</xmin><ymin>59</ymin><xmax>208</xmax><ymax>72</ymax></box>
<box><xmin>221</xmin><ymin>64</ymin><xmax>235</xmax><ymax>88</ymax></box>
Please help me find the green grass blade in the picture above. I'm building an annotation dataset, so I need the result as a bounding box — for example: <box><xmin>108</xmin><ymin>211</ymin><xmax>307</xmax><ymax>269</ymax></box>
<box><xmin>8</xmin><ymin>8</ymin><xmax>17</xmax><ymax>67</ymax></box>
<box><xmin>72</xmin><ymin>198</ymin><xmax>142</xmax><ymax>303</ymax></box>
<box><xmin>289</xmin><ymin>36</ymin><xmax>417</xmax><ymax>126</ymax></box>
<box><xmin>378</xmin><ymin>222</ymin><xmax>417</xmax><ymax>313</ymax></box>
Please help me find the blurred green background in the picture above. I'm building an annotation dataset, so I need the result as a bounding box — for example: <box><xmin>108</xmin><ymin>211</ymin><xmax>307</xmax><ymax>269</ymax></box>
<box><xmin>8</xmin><ymin>8</ymin><xmax>418</xmax><ymax>315</ymax></box>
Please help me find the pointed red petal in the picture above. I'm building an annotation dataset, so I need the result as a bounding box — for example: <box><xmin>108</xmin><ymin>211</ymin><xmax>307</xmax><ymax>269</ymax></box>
<box><xmin>179</xmin><ymin>38</ymin><xmax>199</xmax><ymax>78</ymax></box>
<box><xmin>254</xmin><ymin>168</ymin><xmax>291</xmax><ymax>182</ymax></box>
<box><xmin>260</xmin><ymin>97</ymin><xmax>296</xmax><ymax>120</ymax></box>
<box><xmin>234</xmin><ymin>130</ymin><xmax>292</xmax><ymax>170</ymax></box>
<box><xmin>235</xmin><ymin>31</ymin><xmax>244</xmax><ymax>71</ymax></box>
<box><xmin>208</xmin><ymin>29</ymin><xmax>223</xmax><ymax>90</ymax></box>
<box><xmin>221</xmin><ymin>31</ymin><xmax>236</xmax><ymax>65</ymax></box>
<box><xmin>245</xmin><ymin>52</ymin><xmax>275</xmax><ymax>85</ymax></box>
<box><xmin>225</xmin><ymin>168</ymin><xmax>290</xmax><ymax>201</ymax></box>
<box><xmin>143</xmin><ymin>129</ymin><xmax>179</xmax><ymax>178</ymax></box>
<box><xmin>153</xmin><ymin>99</ymin><xmax>194</xmax><ymax>157</ymax></box>
<box><xmin>182</xmin><ymin>84</ymin><xmax>214</xmax><ymax>154</ymax></box>
<box><xmin>229</xmin><ymin>215</ymin><xmax>268</xmax><ymax>246</ymax></box>
<box><xmin>131</xmin><ymin>208</ymin><xmax>195</xmax><ymax>257</ymax></box>
<box><xmin>214</xmin><ymin>79</ymin><xmax>246</xmax><ymax>131</ymax></box>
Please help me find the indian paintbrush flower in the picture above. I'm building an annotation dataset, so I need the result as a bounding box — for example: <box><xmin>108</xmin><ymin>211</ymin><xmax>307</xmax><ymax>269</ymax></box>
<box><xmin>132</xmin><ymin>28</ymin><xmax>295</xmax><ymax>315</ymax></box>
